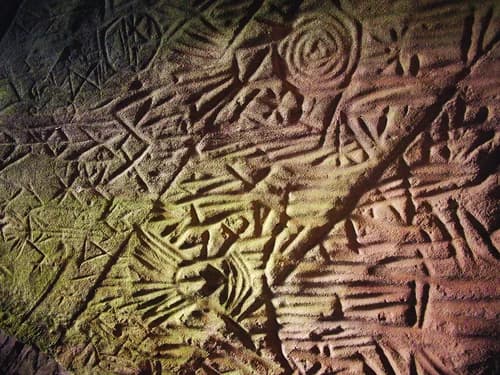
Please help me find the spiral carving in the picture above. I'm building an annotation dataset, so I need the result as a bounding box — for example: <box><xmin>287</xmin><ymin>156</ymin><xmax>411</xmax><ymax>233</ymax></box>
<box><xmin>282</xmin><ymin>10</ymin><xmax>360</xmax><ymax>94</ymax></box>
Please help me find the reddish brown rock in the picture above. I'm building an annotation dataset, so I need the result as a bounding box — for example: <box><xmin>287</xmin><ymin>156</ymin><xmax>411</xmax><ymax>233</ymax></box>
<box><xmin>0</xmin><ymin>0</ymin><xmax>498</xmax><ymax>373</ymax></box>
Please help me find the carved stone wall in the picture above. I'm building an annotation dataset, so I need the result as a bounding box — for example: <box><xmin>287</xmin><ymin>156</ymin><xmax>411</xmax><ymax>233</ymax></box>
<box><xmin>0</xmin><ymin>0</ymin><xmax>498</xmax><ymax>374</ymax></box>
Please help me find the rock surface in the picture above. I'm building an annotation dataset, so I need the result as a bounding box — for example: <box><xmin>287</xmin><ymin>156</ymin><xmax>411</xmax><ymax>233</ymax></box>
<box><xmin>0</xmin><ymin>0</ymin><xmax>499</xmax><ymax>373</ymax></box>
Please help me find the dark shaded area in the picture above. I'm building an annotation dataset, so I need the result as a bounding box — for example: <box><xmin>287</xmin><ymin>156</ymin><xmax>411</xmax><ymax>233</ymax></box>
<box><xmin>0</xmin><ymin>0</ymin><xmax>22</xmax><ymax>41</ymax></box>
<box><xmin>0</xmin><ymin>330</ymin><xmax>65</xmax><ymax>374</ymax></box>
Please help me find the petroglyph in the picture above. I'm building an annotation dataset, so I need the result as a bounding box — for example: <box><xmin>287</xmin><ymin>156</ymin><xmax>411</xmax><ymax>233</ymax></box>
<box><xmin>0</xmin><ymin>0</ymin><xmax>498</xmax><ymax>373</ymax></box>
